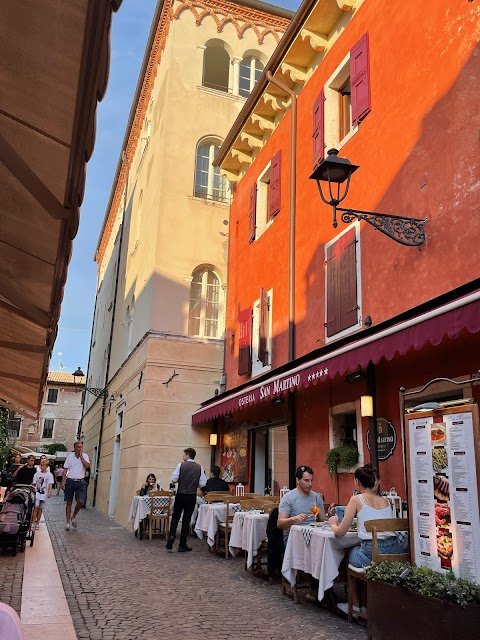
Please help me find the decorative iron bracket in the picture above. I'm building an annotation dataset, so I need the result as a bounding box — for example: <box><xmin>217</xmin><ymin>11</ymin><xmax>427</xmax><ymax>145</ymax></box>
<box><xmin>85</xmin><ymin>387</ymin><xmax>108</xmax><ymax>399</ymax></box>
<box><xmin>334</xmin><ymin>206</ymin><xmax>427</xmax><ymax>248</ymax></box>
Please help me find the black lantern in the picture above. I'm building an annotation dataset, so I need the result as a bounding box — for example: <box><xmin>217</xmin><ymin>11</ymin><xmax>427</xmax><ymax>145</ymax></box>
<box><xmin>310</xmin><ymin>149</ymin><xmax>427</xmax><ymax>247</ymax></box>
<box><xmin>73</xmin><ymin>367</ymin><xmax>108</xmax><ymax>399</ymax></box>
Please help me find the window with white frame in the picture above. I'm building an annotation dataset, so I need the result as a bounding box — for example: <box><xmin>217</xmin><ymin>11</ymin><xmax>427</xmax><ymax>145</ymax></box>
<box><xmin>188</xmin><ymin>268</ymin><xmax>222</xmax><ymax>339</ymax></box>
<box><xmin>329</xmin><ymin>401</ymin><xmax>364</xmax><ymax>471</ymax></box>
<box><xmin>255</xmin><ymin>162</ymin><xmax>272</xmax><ymax>239</ymax></box>
<box><xmin>239</xmin><ymin>56</ymin><xmax>264</xmax><ymax>97</ymax></box>
<box><xmin>324</xmin><ymin>223</ymin><xmax>361</xmax><ymax>342</ymax></box>
<box><xmin>42</xmin><ymin>418</ymin><xmax>55</xmax><ymax>439</ymax></box>
<box><xmin>203</xmin><ymin>41</ymin><xmax>230</xmax><ymax>93</ymax></box>
<box><xmin>324</xmin><ymin>57</ymin><xmax>356</xmax><ymax>152</ymax></box>
<box><xmin>194</xmin><ymin>138</ymin><xmax>228</xmax><ymax>202</ymax></box>
<box><xmin>251</xmin><ymin>288</ymin><xmax>273</xmax><ymax>377</ymax></box>
<box><xmin>46</xmin><ymin>388</ymin><xmax>58</xmax><ymax>404</ymax></box>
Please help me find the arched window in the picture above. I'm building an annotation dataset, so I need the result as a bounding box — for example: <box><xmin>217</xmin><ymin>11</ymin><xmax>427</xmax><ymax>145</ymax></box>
<box><xmin>188</xmin><ymin>268</ymin><xmax>221</xmax><ymax>338</ymax></box>
<box><xmin>194</xmin><ymin>138</ymin><xmax>228</xmax><ymax>202</ymax></box>
<box><xmin>239</xmin><ymin>56</ymin><xmax>264</xmax><ymax>97</ymax></box>
<box><xmin>203</xmin><ymin>43</ymin><xmax>230</xmax><ymax>93</ymax></box>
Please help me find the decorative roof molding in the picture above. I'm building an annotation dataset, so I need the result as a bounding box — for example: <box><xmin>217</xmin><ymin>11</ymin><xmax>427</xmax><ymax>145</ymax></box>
<box><xmin>96</xmin><ymin>0</ymin><xmax>291</xmax><ymax>268</ymax></box>
<box><xmin>173</xmin><ymin>0</ymin><xmax>290</xmax><ymax>44</ymax></box>
<box><xmin>217</xmin><ymin>0</ymin><xmax>363</xmax><ymax>181</ymax></box>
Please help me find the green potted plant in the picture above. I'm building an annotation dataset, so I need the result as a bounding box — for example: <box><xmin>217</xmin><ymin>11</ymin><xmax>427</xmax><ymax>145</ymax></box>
<box><xmin>365</xmin><ymin>562</ymin><xmax>480</xmax><ymax>639</ymax></box>
<box><xmin>325</xmin><ymin>444</ymin><xmax>358</xmax><ymax>476</ymax></box>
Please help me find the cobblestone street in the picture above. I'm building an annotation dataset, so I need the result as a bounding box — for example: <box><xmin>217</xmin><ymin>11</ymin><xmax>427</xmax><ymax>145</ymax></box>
<box><xmin>42</xmin><ymin>496</ymin><xmax>366</xmax><ymax>640</ymax></box>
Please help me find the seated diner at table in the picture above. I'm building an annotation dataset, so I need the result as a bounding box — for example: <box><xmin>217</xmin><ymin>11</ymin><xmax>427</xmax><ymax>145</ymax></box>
<box><xmin>139</xmin><ymin>473</ymin><xmax>160</xmax><ymax>496</ymax></box>
<box><xmin>328</xmin><ymin>464</ymin><xmax>408</xmax><ymax>615</ymax></box>
<box><xmin>277</xmin><ymin>465</ymin><xmax>325</xmax><ymax>544</ymax></box>
<box><xmin>327</xmin><ymin>463</ymin><xmax>381</xmax><ymax>522</ymax></box>
<box><xmin>198</xmin><ymin>465</ymin><xmax>230</xmax><ymax>496</ymax></box>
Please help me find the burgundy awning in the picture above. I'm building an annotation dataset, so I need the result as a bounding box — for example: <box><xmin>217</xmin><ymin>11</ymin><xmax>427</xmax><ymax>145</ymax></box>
<box><xmin>192</xmin><ymin>292</ymin><xmax>480</xmax><ymax>425</ymax></box>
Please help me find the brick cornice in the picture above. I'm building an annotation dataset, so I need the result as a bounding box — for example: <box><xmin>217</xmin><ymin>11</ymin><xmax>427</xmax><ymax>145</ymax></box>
<box><xmin>173</xmin><ymin>0</ymin><xmax>290</xmax><ymax>43</ymax></box>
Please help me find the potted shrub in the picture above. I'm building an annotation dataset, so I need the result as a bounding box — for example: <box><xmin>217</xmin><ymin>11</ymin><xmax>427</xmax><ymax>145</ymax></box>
<box><xmin>365</xmin><ymin>562</ymin><xmax>480</xmax><ymax>640</ymax></box>
<box><xmin>325</xmin><ymin>444</ymin><xmax>359</xmax><ymax>476</ymax></box>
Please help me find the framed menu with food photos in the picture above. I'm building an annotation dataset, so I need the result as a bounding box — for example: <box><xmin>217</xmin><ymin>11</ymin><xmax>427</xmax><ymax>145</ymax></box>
<box><xmin>406</xmin><ymin>404</ymin><xmax>480</xmax><ymax>583</ymax></box>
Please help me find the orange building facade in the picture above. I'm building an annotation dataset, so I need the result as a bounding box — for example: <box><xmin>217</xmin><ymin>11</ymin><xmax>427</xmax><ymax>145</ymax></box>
<box><xmin>193</xmin><ymin>0</ymin><xmax>480</xmax><ymax>505</ymax></box>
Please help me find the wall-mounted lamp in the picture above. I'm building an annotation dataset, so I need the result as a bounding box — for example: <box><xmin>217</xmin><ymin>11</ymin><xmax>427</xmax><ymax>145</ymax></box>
<box><xmin>224</xmin><ymin>412</ymin><xmax>233</xmax><ymax>419</ymax></box>
<box><xmin>272</xmin><ymin>396</ymin><xmax>285</xmax><ymax>406</ymax></box>
<box><xmin>73</xmin><ymin>367</ymin><xmax>108</xmax><ymax>399</ymax></box>
<box><xmin>209</xmin><ymin>434</ymin><xmax>218</xmax><ymax>446</ymax></box>
<box><xmin>309</xmin><ymin>149</ymin><xmax>427</xmax><ymax>248</ymax></box>
<box><xmin>360</xmin><ymin>395</ymin><xmax>374</xmax><ymax>418</ymax></box>
<box><xmin>345</xmin><ymin>369</ymin><xmax>367</xmax><ymax>385</ymax></box>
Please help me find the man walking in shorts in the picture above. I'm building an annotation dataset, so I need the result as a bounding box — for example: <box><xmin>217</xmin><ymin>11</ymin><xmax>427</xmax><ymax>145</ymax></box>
<box><xmin>61</xmin><ymin>441</ymin><xmax>90</xmax><ymax>531</ymax></box>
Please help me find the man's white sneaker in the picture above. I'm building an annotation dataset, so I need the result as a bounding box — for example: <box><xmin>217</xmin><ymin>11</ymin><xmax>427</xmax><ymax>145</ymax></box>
<box><xmin>71</xmin><ymin>519</ymin><xmax>77</xmax><ymax>528</ymax></box>
<box><xmin>65</xmin><ymin>523</ymin><xmax>70</xmax><ymax>531</ymax></box>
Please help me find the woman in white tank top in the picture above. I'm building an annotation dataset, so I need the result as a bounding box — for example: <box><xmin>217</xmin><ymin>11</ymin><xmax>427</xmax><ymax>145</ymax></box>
<box><xmin>329</xmin><ymin>464</ymin><xmax>409</xmax><ymax>613</ymax></box>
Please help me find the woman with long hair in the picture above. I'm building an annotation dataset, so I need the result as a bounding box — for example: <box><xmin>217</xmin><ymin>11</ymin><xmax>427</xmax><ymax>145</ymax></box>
<box><xmin>329</xmin><ymin>464</ymin><xmax>408</xmax><ymax>615</ymax></box>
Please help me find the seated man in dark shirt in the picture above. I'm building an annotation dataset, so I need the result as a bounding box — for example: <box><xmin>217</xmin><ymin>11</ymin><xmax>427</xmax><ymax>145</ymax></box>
<box><xmin>199</xmin><ymin>465</ymin><xmax>230</xmax><ymax>495</ymax></box>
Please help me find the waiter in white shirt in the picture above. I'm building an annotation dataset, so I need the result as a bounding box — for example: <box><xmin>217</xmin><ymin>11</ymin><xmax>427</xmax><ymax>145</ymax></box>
<box><xmin>61</xmin><ymin>441</ymin><xmax>90</xmax><ymax>531</ymax></box>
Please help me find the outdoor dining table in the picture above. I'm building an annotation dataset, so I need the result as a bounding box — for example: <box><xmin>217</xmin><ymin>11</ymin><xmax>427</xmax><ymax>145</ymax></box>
<box><xmin>194</xmin><ymin>502</ymin><xmax>241</xmax><ymax>547</ymax></box>
<box><xmin>229</xmin><ymin>510</ymin><xmax>269</xmax><ymax>568</ymax></box>
<box><xmin>282</xmin><ymin>524</ymin><xmax>360</xmax><ymax>602</ymax></box>
<box><xmin>127</xmin><ymin>494</ymin><xmax>174</xmax><ymax>534</ymax></box>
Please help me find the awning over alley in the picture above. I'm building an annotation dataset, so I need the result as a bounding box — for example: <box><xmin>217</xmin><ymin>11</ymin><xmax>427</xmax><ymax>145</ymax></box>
<box><xmin>192</xmin><ymin>288</ymin><xmax>480</xmax><ymax>425</ymax></box>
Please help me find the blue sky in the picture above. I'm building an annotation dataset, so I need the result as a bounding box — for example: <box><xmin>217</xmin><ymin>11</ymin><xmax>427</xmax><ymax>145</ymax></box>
<box><xmin>53</xmin><ymin>0</ymin><xmax>301</xmax><ymax>374</ymax></box>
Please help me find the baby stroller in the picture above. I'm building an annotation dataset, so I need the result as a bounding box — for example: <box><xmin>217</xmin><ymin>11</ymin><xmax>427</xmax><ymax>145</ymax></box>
<box><xmin>0</xmin><ymin>485</ymin><xmax>35</xmax><ymax>555</ymax></box>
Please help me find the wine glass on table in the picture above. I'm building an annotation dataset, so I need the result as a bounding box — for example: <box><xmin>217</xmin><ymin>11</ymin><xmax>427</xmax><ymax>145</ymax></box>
<box><xmin>310</xmin><ymin>505</ymin><xmax>320</xmax><ymax>523</ymax></box>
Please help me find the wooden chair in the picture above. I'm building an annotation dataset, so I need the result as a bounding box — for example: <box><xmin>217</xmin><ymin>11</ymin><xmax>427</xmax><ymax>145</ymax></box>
<box><xmin>215</xmin><ymin>497</ymin><xmax>239</xmax><ymax>559</ymax></box>
<box><xmin>208</xmin><ymin>490</ymin><xmax>232</xmax><ymax>496</ymax></box>
<box><xmin>205</xmin><ymin>493</ymin><xmax>230</xmax><ymax>503</ymax></box>
<box><xmin>262</xmin><ymin>502</ymin><xmax>279</xmax><ymax>515</ymax></box>
<box><xmin>251</xmin><ymin>502</ymin><xmax>280</xmax><ymax>577</ymax></box>
<box><xmin>240</xmin><ymin>498</ymin><xmax>267</xmax><ymax>510</ymax></box>
<box><xmin>261</xmin><ymin>495</ymin><xmax>279</xmax><ymax>502</ymax></box>
<box><xmin>347</xmin><ymin>518</ymin><xmax>409</xmax><ymax>622</ymax></box>
<box><xmin>147</xmin><ymin>491</ymin><xmax>173</xmax><ymax>541</ymax></box>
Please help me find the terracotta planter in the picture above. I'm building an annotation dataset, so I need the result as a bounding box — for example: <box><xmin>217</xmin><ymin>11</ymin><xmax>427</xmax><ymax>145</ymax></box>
<box><xmin>367</xmin><ymin>580</ymin><xmax>479</xmax><ymax>640</ymax></box>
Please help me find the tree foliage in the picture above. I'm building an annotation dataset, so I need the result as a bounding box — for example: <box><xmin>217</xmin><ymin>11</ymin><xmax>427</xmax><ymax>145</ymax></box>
<box><xmin>0</xmin><ymin>406</ymin><xmax>9</xmax><ymax>469</ymax></box>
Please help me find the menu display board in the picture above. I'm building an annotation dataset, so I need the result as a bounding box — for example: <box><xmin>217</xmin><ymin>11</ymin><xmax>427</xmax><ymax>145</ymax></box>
<box><xmin>407</xmin><ymin>406</ymin><xmax>480</xmax><ymax>583</ymax></box>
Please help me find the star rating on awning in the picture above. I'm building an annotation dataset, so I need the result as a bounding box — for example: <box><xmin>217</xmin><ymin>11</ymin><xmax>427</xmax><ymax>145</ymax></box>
<box><xmin>307</xmin><ymin>367</ymin><xmax>329</xmax><ymax>382</ymax></box>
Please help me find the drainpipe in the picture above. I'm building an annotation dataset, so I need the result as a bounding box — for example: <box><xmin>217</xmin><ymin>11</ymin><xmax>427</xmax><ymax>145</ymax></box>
<box><xmin>92</xmin><ymin>151</ymin><xmax>129</xmax><ymax>507</ymax></box>
<box><xmin>265</xmin><ymin>71</ymin><xmax>297</xmax><ymax>487</ymax></box>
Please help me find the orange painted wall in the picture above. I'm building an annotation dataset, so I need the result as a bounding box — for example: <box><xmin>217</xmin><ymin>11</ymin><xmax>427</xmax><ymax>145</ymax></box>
<box><xmin>225</xmin><ymin>0</ymin><xmax>480</xmax><ymax>389</ymax></box>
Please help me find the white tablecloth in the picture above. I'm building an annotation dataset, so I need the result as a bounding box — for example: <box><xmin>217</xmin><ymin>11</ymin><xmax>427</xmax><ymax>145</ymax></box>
<box><xmin>127</xmin><ymin>495</ymin><xmax>172</xmax><ymax>532</ymax></box>
<box><xmin>194</xmin><ymin>503</ymin><xmax>240</xmax><ymax>547</ymax></box>
<box><xmin>282</xmin><ymin>525</ymin><xmax>360</xmax><ymax>602</ymax></box>
<box><xmin>229</xmin><ymin>511</ymin><xmax>268</xmax><ymax>567</ymax></box>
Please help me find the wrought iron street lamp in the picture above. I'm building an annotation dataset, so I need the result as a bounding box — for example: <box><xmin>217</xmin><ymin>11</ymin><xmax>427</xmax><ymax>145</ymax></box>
<box><xmin>73</xmin><ymin>367</ymin><xmax>109</xmax><ymax>400</ymax></box>
<box><xmin>310</xmin><ymin>149</ymin><xmax>427</xmax><ymax>247</ymax></box>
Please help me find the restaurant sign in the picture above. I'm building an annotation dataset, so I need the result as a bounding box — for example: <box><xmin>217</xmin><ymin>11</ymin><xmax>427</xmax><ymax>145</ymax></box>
<box><xmin>367</xmin><ymin>418</ymin><xmax>397</xmax><ymax>461</ymax></box>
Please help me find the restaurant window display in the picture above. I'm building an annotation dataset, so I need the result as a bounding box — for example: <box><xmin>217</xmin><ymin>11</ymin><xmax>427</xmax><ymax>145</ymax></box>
<box><xmin>328</xmin><ymin>402</ymin><xmax>364</xmax><ymax>470</ymax></box>
<box><xmin>220</xmin><ymin>426</ymin><xmax>248</xmax><ymax>483</ymax></box>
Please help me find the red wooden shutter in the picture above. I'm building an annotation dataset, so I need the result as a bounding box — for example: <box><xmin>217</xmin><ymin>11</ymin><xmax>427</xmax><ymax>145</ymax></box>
<box><xmin>325</xmin><ymin>241</ymin><xmax>341</xmax><ymax>338</ymax></box>
<box><xmin>325</xmin><ymin>228</ymin><xmax>358</xmax><ymax>338</ymax></box>
<box><xmin>350</xmin><ymin>32</ymin><xmax>371</xmax><ymax>125</ymax></box>
<box><xmin>339</xmin><ymin>228</ymin><xmax>358</xmax><ymax>332</ymax></box>
<box><xmin>238</xmin><ymin>307</ymin><xmax>252</xmax><ymax>375</ymax></box>
<box><xmin>258</xmin><ymin>288</ymin><xmax>269</xmax><ymax>366</ymax></box>
<box><xmin>268</xmin><ymin>151</ymin><xmax>281</xmax><ymax>219</ymax></box>
<box><xmin>248</xmin><ymin>184</ymin><xmax>257</xmax><ymax>243</ymax></box>
<box><xmin>312</xmin><ymin>89</ymin><xmax>325</xmax><ymax>169</ymax></box>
